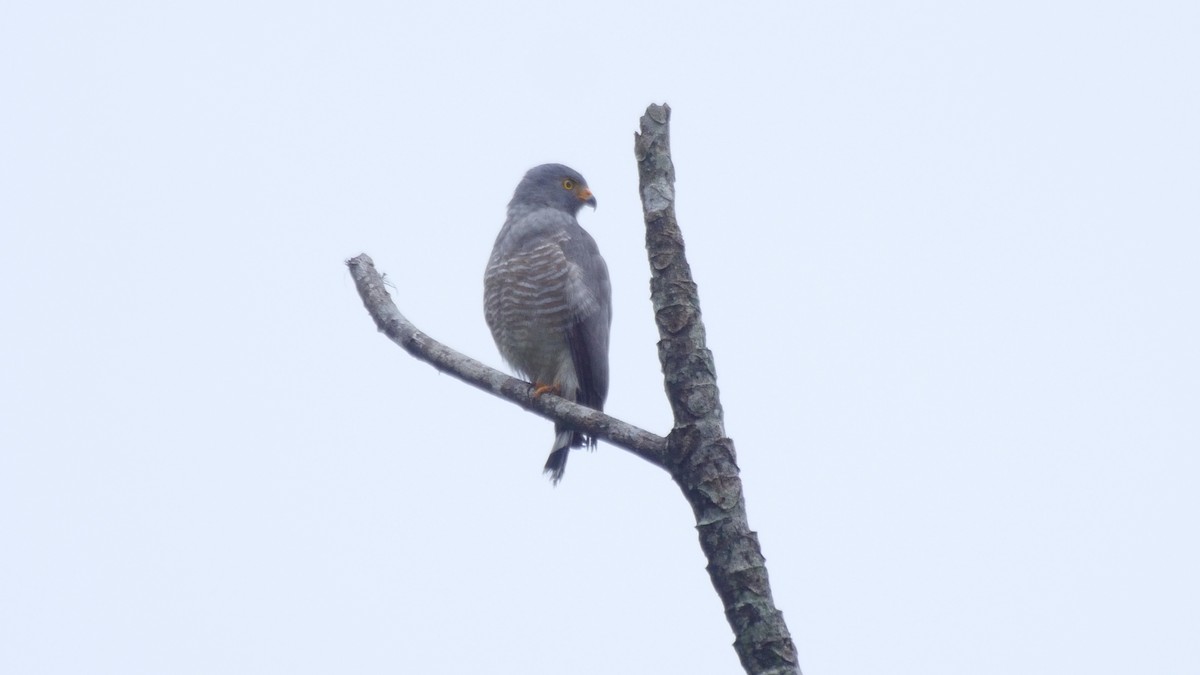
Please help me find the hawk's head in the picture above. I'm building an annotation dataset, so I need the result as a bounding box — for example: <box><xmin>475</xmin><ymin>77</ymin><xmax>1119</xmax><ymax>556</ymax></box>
<box><xmin>510</xmin><ymin>163</ymin><xmax>597</xmax><ymax>214</ymax></box>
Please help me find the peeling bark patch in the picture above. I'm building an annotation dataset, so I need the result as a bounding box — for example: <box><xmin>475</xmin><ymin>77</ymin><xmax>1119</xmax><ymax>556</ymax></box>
<box><xmin>656</xmin><ymin>304</ymin><xmax>694</xmax><ymax>334</ymax></box>
<box><xmin>684</xmin><ymin>384</ymin><xmax>718</xmax><ymax>417</ymax></box>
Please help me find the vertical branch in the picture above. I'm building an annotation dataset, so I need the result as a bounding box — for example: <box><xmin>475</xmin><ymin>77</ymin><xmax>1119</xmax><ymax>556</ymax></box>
<box><xmin>635</xmin><ymin>104</ymin><xmax>801</xmax><ymax>675</ymax></box>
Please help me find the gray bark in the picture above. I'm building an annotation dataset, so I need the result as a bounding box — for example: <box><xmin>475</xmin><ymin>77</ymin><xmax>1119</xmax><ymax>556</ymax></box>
<box><xmin>346</xmin><ymin>103</ymin><xmax>800</xmax><ymax>674</ymax></box>
<box><xmin>635</xmin><ymin>103</ymin><xmax>800</xmax><ymax>675</ymax></box>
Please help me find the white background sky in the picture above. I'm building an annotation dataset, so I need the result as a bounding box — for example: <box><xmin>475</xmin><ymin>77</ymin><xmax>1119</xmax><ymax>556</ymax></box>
<box><xmin>2</xmin><ymin>2</ymin><xmax>1197</xmax><ymax>674</ymax></box>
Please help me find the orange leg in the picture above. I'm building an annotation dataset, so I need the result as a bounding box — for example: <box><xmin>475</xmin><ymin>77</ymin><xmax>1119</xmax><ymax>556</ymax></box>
<box><xmin>532</xmin><ymin>381</ymin><xmax>561</xmax><ymax>397</ymax></box>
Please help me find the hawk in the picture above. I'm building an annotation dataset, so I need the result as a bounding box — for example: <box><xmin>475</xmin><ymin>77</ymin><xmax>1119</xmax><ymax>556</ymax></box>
<box><xmin>484</xmin><ymin>164</ymin><xmax>611</xmax><ymax>483</ymax></box>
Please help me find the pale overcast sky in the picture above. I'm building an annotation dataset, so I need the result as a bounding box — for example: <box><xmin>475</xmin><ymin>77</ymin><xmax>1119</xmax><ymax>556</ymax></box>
<box><xmin>2</xmin><ymin>2</ymin><xmax>1197</xmax><ymax>674</ymax></box>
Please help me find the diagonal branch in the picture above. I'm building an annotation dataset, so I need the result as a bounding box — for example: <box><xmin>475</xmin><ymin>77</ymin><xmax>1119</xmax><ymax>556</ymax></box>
<box><xmin>636</xmin><ymin>103</ymin><xmax>801</xmax><ymax>675</ymax></box>
<box><xmin>345</xmin><ymin>254</ymin><xmax>668</xmax><ymax>467</ymax></box>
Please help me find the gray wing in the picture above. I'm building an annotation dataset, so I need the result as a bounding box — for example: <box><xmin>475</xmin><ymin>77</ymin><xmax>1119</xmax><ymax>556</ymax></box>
<box><xmin>561</xmin><ymin>225</ymin><xmax>611</xmax><ymax>412</ymax></box>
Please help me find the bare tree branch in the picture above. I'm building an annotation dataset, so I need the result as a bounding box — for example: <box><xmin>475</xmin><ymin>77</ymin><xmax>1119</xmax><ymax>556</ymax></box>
<box><xmin>347</xmin><ymin>103</ymin><xmax>800</xmax><ymax>674</ymax></box>
<box><xmin>345</xmin><ymin>254</ymin><xmax>667</xmax><ymax>467</ymax></box>
<box><xmin>636</xmin><ymin>103</ymin><xmax>801</xmax><ymax>675</ymax></box>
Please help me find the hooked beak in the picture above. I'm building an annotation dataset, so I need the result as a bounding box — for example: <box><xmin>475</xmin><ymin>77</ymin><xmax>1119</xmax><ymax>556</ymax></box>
<box><xmin>578</xmin><ymin>187</ymin><xmax>597</xmax><ymax>210</ymax></box>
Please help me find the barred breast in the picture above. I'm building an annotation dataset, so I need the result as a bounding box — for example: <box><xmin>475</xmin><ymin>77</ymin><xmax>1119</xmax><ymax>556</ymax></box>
<box><xmin>484</xmin><ymin>232</ymin><xmax>578</xmax><ymax>390</ymax></box>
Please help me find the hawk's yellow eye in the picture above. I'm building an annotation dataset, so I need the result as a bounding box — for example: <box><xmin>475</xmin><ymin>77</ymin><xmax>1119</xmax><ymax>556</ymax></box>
<box><xmin>562</xmin><ymin>179</ymin><xmax>575</xmax><ymax>190</ymax></box>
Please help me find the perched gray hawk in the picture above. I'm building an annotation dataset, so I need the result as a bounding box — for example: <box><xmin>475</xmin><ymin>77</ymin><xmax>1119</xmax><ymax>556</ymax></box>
<box><xmin>484</xmin><ymin>164</ymin><xmax>611</xmax><ymax>483</ymax></box>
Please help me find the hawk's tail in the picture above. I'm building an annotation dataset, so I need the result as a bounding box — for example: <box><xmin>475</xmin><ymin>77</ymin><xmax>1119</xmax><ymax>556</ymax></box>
<box><xmin>544</xmin><ymin>425</ymin><xmax>587</xmax><ymax>485</ymax></box>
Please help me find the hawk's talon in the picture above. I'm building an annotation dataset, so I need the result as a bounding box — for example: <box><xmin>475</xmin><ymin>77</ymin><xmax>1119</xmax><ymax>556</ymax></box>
<box><xmin>532</xmin><ymin>382</ymin><xmax>561</xmax><ymax>398</ymax></box>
